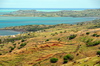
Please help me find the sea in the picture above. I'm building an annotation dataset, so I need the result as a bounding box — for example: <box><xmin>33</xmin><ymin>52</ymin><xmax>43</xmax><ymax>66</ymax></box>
<box><xmin>0</xmin><ymin>8</ymin><xmax>100</xmax><ymax>36</ymax></box>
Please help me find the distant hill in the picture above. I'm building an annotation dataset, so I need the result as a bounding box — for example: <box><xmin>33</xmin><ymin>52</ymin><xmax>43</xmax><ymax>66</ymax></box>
<box><xmin>2</xmin><ymin>9</ymin><xmax>100</xmax><ymax>17</ymax></box>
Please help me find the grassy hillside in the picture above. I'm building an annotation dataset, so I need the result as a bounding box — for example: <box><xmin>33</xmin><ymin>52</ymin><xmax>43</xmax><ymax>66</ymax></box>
<box><xmin>0</xmin><ymin>19</ymin><xmax>100</xmax><ymax>66</ymax></box>
<box><xmin>1</xmin><ymin>9</ymin><xmax>100</xmax><ymax>17</ymax></box>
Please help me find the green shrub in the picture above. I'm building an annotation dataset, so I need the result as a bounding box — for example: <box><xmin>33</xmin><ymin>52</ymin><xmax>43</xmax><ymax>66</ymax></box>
<box><xmin>86</xmin><ymin>41</ymin><xmax>100</xmax><ymax>46</ymax></box>
<box><xmin>63</xmin><ymin>56</ymin><xmax>68</xmax><ymax>60</ymax></box>
<box><xmin>55</xmin><ymin>32</ymin><xmax>58</xmax><ymax>35</ymax></box>
<box><xmin>92</xmin><ymin>34</ymin><xmax>98</xmax><ymax>37</ymax></box>
<box><xmin>13</xmin><ymin>43</ymin><xmax>16</xmax><ymax>46</ymax></box>
<box><xmin>64</xmin><ymin>54</ymin><xmax>74</xmax><ymax>60</ymax></box>
<box><xmin>68</xmin><ymin>34</ymin><xmax>77</xmax><ymax>40</ymax></box>
<box><xmin>97</xmin><ymin>51</ymin><xmax>100</xmax><ymax>55</ymax></box>
<box><xmin>45</xmin><ymin>39</ymin><xmax>49</xmax><ymax>42</ymax></box>
<box><xmin>96</xmin><ymin>35</ymin><xmax>100</xmax><ymax>37</ymax></box>
<box><xmin>18</xmin><ymin>43</ymin><xmax>27</xmax><ymax>49</ymax></box>
<box><xmin>20</xmin><ymin>43</ymin><xmax>26</xmax><ymax>47</ymax></box>
<box><xmin>50</xmin><ymin>58</ymin><xmax>58</xmax><ymax>63</ymax></box>
<box><xmin>63</xmin><ymin>60</ymin><xmax>68</xmax><ymax>64</ymax></box>
<box><xmin>85</xmin><ymin>39</ymin><xmax>93</xmax><ymax>43</ymax></box>
<box><xmin>0</xmin><ymin>53</ymin><xmax>2</xmax><ymax>55</ymax></box>
<box><xmin>9</xmin><ymin>46</ymin><xmax>14</xmax><ymax>50</ymax></box>
<box><xmin>86</xmin><ymin>32</ymin><xmax>90</xmax><ymax>35</ymax></box>
<box><xmin>60</xmin><ymin>31</ymin><xmax>62</xmax><ymax>33</ymax></box>
<box><xmin>21</xmin><ymin>39</ymin><xmax>25</xmax><ymax>42</ymax></box>
<box><xmin>58</xmin><ymin>38</ymin><xmax>61</xmax><ymax>41</ymax></box>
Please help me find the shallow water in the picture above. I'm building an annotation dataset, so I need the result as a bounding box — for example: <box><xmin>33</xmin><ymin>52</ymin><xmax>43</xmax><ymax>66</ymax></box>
<box><xmin>0</xmin><ymin>17</ymin><xmax>98</xmax><ymax>28</ymax></box>
<box><xmin>0</xmin><ymin>30</ymin><xmax>20</xmax><ymax>36</ymax></box>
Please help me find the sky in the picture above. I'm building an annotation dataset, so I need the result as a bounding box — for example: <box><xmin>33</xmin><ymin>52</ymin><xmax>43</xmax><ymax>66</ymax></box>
<box><xmin>0</xmin><ymin>0</ymin><xmax>100</xmax><ymax>8</ymax></box>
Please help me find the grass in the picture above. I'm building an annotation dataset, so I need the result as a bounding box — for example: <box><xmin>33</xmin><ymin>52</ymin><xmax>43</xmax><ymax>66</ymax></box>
<box><xmin>0</xmin><ymin>20</ymin><xmax>100</xmax><ymax>66</ymax></box>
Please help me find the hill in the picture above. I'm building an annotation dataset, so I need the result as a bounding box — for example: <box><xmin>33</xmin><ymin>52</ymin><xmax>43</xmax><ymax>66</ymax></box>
<box><xmin>1</xmin><ymin>9</ymin><xmax>100</xmax><ymax>17</ymax></box>
<box><xmin>0</xmin><ymin>19</ymin><xmax>100</xmax><ymax>66</ymax></box>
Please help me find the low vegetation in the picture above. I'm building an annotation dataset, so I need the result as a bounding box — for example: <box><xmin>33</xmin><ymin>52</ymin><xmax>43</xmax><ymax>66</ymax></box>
<box><xmin>50</xmin><ymin>58</ymin><xmax>58</xmax><ymax>63</ymax></box>
<box><xmin>0</xmin><ymin>19</ymin><xmax>100</xmax><ymax>66</ymax></box>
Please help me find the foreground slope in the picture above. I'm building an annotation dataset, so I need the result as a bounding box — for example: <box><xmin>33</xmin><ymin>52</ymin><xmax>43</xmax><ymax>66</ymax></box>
<box><xmin>0</xmin><ymin>20</ymin><xmax>100</xmax><ymax>66</ymax></box>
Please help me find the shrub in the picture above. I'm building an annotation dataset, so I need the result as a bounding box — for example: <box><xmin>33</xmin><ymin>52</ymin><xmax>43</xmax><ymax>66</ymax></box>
<box><xmin>20</xmin><ymin>43</ymin><xmax>26</xmax><ymax>47</ymax></box>
<box><xmin>50</xmin><ymin>58</ymin><xmax>58</xmax><ymax>63</ymax></box>
<box><xmin>45</xmin><ymin>39</ymin><xmax>49</xmax><ymax>42</ymax></box>
<box><xmin>92</xmin><ymin>34</ymin><xmax>98</xmax><ymax>37</ymax></box>
<box><xmin>85</xmin><ymin>38</ymin><xmax>93</xmax><ymax>43</ymax></box>
<box><xmin>9</xmin><ymin>46</ymin><xmax>14</xmax><ymax>50</ymax></box>
<box><xmin>86</xmin><ymin>41</ymin><xmax>100</xmax><ymax>46</ymax></box>
<box><xmin>60</xmin><ymin>31</ymin><xmax>62</xmax><ymax>33</ymax></box>
<box><xmin>21</xmin><ymin>39</ymin><xmax>25</xmax><ymax>42</ymax></box>
<box><xmin>68</xmin><ymin>34</ymin><xmax>77</xmax><ymax>40</ymax></box>
<box><xmin>55</xmin><ymin>32</ymin><xmax>58</xmax><ymax>35</ymax></box>
<box><xmin>18</xmin><ymin>43</ymin><xmax>27</xmax><ymax>49</ymax></box>
<box><xmin>86</xmin><ymin>32</ymin><xmax>90</xmax><ymax>35</ymax></box>
<box><xmin>64</xmin><ymin>30</ymin><xmax>66</xmax><ymax>33</ymax></box>
<box><xmin>13</xmin><ymin>43</ymin><xmax>16</xmax><ymax>46</ymax></box>
<box><xmin>64</xmin><ymin>54</ymin><xmax>74</xmax><ymax>60</ymax></box>
<box><xmin>58</xmin><ymin>38</ymin><xmax>61</xmax><ymax>41</ymax></box>
<box><xmin>63</xmin><ymin>60</ymin><xmax>68</xmax><ymax>64</ymax></box>
<box><xmin>0</xmin><ymin>53</ymin><xmax>2</xmax><ymax>55</ymax></box>
<box><xmin>97</xmin><ymin>51</ymin><xmax>100</xmax><ymax>55</ymax></box>
<box><xmin>96</xmin><ymin>35</ymin><xmax>100</xmax><ymax>37</ymax></box>
<box><xmin>63</xmin><ymin>56</ymin><xmax>68</xmax><ymax>60</ymax></box>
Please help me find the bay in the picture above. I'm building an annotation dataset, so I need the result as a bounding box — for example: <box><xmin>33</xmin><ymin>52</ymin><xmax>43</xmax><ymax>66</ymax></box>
<box><xmin>0</xmin><ymin>17</ymin><xmax>99</xmax><ymax>36</ymax></box>
<box><xmin>0</xmin><ymin>17</ymin><xmax>97</xmax><ymax>28</ymax></box>
<box><xmin>0</xmin><ymin>30</ymin><xmax>20</xmax><ymax>36</ymax></box>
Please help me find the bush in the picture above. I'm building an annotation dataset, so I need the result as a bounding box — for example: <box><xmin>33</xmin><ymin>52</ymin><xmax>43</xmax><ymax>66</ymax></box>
<box><xmin>58</xmin><ymin>38</ymin><xmax>61</xmax><ymax>41</ymax></box>
<box><xmin>9</xmin><ymin>46</ymin><xmax>14</xmax><ymax>50</ymax></box>
<box><xmin>68</xmin><ymin>34</ymin><xmax>77</xmax><ymax>40</ymax></box>
<box><xmin>21</xmin><ymin>39</ymin><xmax>25</xmax><ymax>42</ymax></box>
<box><xmin>92</xmin><ymin>34</ymin><xmax>100</xmax><ymax>37</ymax></box>
<box><xmin>50</xmin><ymin>58</ymin><xmax>58</xmax><ymax>63</ymax></box>
<box><xmin>9</xmin><ymin>46</ymin><xmax>15</xmax><ymax>52</ymax></box>
<box><xmin>97</xmin><ymin>51</ymin><xmax>100</xmax><ymax>55</ymax></box>
<box><xmin>86</xmin><ymin>41</ymin><xmax>100</xmax><ymax>46</ymax></box>
<box><xmin>60</xmin><ymin>31</ymin><xmax>62</xmax><ymax>33</ymax></box>
<box><xmin>63</xmin><ymin>56</ymin><xmax>68</xmax><ymax>60</ymax></box>
<box><xmin>64</xmin><ymin>54</ymin><xmax>74</xmax><ymax>60</ymax></box>
<box><xmin>13</xmin><ymin>43</ymin><xmax>16</xmax><ymax>46</ymax></box>
<box><xmin>0</xmin><ymin>53</ymin><xmax>2</xmax><ymax>55</ymax></box>
<box><xmin>45</xmin><ymin>39</ymin><xmax>49</xmax><ymax>42</ymax></box>
<box><xmin>18</xmin><ymin>43</ymin><xmax>27</xmax><ymax>49</ymax></box>
<box><xmin>63</xmin><ymin>60</ymin><xmax>68</xmax><ymax>64</ymax></box>
<box><xmin>20</xmin><ymin>43</ymin><xmax>27</xmax><ymax>47</ymax></box>
<box><xmin>55</xmin><ymin>32</ymin><xmax>58</xmax><ymax>35</ymax></box>
<box><xmin>86</xmin><ymin>32</ymin><xmax>90</xmax><ymax>35</ymax></box>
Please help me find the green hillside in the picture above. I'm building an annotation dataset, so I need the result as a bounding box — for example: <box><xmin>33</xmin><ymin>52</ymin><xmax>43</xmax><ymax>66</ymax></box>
<box><xmin>0</xmin><ymin>19</ymin><xmax>100</xmax><ymax>66</ymax></box>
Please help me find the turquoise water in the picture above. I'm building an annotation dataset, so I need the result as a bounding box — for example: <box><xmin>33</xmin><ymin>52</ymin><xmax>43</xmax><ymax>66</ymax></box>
<box><xmin>0</xmin><ymin>17</ymin><xmax>98</xmax><ymax>28</ymax></box>
<box><xmin>0</xmin><ymin>17</ymin><xmax>98</xmax><ymax>36</ymax></box>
